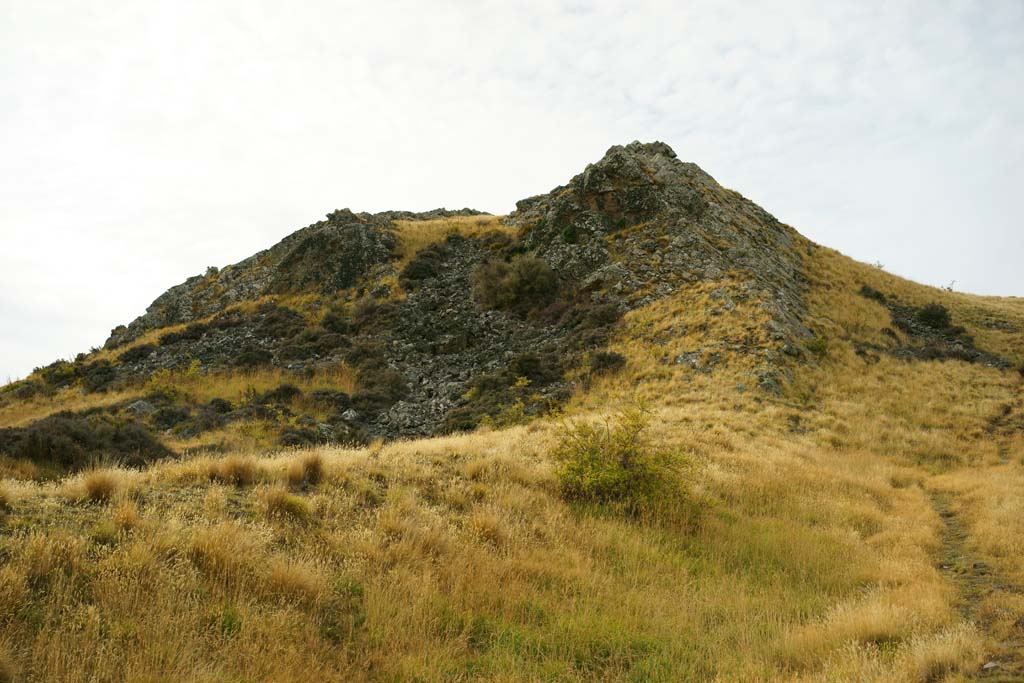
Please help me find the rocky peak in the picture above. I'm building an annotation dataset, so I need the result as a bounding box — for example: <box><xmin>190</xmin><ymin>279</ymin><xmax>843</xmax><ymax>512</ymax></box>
<box><xmin>508</xmin><ymin>140</ymin><xmax>810</xmax><ymax>347</ymax></box>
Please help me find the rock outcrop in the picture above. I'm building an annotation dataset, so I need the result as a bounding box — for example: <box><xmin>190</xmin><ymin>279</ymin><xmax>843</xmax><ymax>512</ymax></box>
<box><xmin>509</xmin><ymin>141</ymin><xmax>810</xmax><ymax>344</ymax></box>
<box><xmin>105</xmin><ymin>208</ymin><xmax>487</xmax><ymax>348</ymax></box>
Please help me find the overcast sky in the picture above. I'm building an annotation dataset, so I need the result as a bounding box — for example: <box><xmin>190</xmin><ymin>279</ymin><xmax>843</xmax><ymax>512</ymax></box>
<box><xmin>2</xmin><ymin>1</ymin><xmax>1022</xmax><ymax>382</ymax></box>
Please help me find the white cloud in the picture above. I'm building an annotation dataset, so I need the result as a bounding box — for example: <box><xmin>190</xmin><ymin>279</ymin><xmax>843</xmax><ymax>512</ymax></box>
<box><xmin>1</xmin><ymin>0</ymin><xmax>1022</xmax><ymax>381</ymax></box>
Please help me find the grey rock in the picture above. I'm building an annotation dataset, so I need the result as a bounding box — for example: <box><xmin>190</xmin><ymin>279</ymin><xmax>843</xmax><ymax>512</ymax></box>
<box><xmin>125</xmin><ymin>400</ymin><xmax>156</xmax><ymax>416</ymax></box>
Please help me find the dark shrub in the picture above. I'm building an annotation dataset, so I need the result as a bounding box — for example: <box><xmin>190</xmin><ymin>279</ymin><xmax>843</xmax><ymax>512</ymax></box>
<box><xmin>80</xmin><ymin>361</ymin><xmax>117</xmax><ymax>393</ymax></box>
<box><xmin>209</xmin><ymin>309</ymin><xmax>245</xmax><ymax>330</ymax></box>
<box><xmin>257</xmin><ymin>304</ymin><xmax>306</xmax><ymax>339</ymax></box>
<box><xmin>351</xmin><ymin>296</ymin><xmax>397</xmax><ymax>331</ymax></box>
<box><xmin>345</xmin><ymin>341</ymin><xmax>387</xmax><ymax>370</ymax></box>
<box><xmin>8</xmin><ymin>380</ymin><xmax>42</xmax><ymax>400</ymax></box>
<box><xmin>351</xmin><ymin>369</ymin><xmax>408</xmax><ymax>413</ymax></box>
<box><xmin>118</xmin><ymin>343</ymin><xmax>157</xmax><ymax>363</ymax></box>
<box><xmin>208</xmin><ymin>398</ymin><xmax>233</xmax><ymax>413</ymax></box>
<box><xmin>310</xmin><ymin>390</ymin><xmax>351</xmax><ymax>411</ymax></box>
<box><xmin>259</xmin><ymin>384</ymin><xmax>302</xmax><ymax>406</ymax></box>
<box><xmin>472</xmin><ymin>256</ymin><xmax>558</xmax><ymax>317</ymax></box>
<box><xmin>858</xmin><ymin>285</ymin><xmax>887</xmax><ymax>303</ymax></box>
<box><xmin>151</xmin><ymin>406</ymin><xmax>191</xmax><ymax>430</ymax></box>
<box><xmin>159</xmin><ymin>323</ymin><xmax>208</xmax><ymax>346</ymax></box>
<box><xmin>590</xmin><ymin>351</ymin><xmax>626</xmax><ymax>375</ymax></box>
<box><xmin>277</xmin><ymin>344</ymin><xmax>314</xmax><ymax>361</ymax></box>
<box><xmin>400</xmin><ymin>243</ymin><xmax>451</xmax><ymax>289</ymax></box>
<box><xmin>917</xmin><ymin>303</ymin><xmax>952</xmax><ymax>329</ymax></box>
<box><xmin>0</xmin><ymin>411</ymin><xmax>173</xmax><ymax>471</ymax></box>
<box><xmin>234</xmin><ymin>347</ymin><xmax>273</xmax><ymax>368</ymax></box>
<box><xmin>321</xmin><ymin>307</ymin><xmax>353</xmax><ymax>334</ymax></box>
<box><xmin>313</xmin><ymin>332</ymin><xmax>350</xmax><ymax>353</ymax></box>
<box><xmin>278</xmin><ymin>426</ymin><xmax>321</xmax><ymax>448</ymax></box>
<box><xmin>508</xmin><ymin>352</ymin><xmax>562</xmax><ymax>384</ymax></box>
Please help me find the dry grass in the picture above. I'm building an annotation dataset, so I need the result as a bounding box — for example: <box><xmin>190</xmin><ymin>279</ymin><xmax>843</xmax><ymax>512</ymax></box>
<box><xmin>391</xmin><ymin>214</ymin><xmax>514</xmax><ymax>267</ymax></box>
<box><xmin>60</xmin><ymin>467</ymin><xmax>133</xmax><ymax>503</ymax></box>
<box><xmin>262</xmin><ymin>486</ymin><xmax>311</xmax><ymax>520</ymax></box>
<box><xmin>286</xmin><ymin>452</ymin><xmax>324</xmax><ymax>487</ymax></box>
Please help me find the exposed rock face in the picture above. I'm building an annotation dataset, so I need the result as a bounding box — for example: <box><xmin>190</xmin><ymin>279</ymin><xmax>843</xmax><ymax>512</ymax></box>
<box><xmin>105</xmin><ymin>208</ymin><xmax>487</xmax><ymax>348</ymax></box>
<box><xmin>509</xmin><ymin>141</ymin><xmax>810</xmax><ymax>345</ymax></box>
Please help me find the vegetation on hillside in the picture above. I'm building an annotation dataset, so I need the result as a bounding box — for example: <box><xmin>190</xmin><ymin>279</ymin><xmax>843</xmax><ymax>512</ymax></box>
<box><xmin>2</xmin><ymin>156</ymin><xmax>1024</xmax><ymax>683</ymax></box>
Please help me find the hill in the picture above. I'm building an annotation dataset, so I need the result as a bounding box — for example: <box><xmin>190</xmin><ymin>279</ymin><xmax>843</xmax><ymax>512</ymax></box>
<box><xmin>0</xmin><ymin>142</ymin><xmax>1022</xmax><ymax>682</ymax></box>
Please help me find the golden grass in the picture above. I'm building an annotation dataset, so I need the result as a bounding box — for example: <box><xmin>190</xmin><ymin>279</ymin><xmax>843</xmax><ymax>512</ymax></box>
<box><xmin>391</xmin><ymin>214</ymin><xmax>514</xmax><ymax>268</ymax></box>
<box><xmin>0</xmin><ymin>386</ymin><xmax>141</xmax><ymax>428</ymax></box>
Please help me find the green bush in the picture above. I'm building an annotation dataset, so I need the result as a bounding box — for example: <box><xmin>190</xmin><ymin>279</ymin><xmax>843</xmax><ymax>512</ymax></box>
<box><xmin>554</xmin><ymin>407</ymin><xmax>688</xmax><ymax>514</ymax></box>
<box><xmin>472</xmin><ymin>256</ymin><xmax>558</xmax><ymax>317</ymax></box>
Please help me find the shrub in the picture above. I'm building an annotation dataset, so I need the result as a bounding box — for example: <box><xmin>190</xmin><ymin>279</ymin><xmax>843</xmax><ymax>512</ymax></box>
<box><xmin>151</xmin><ymin>405</ymin><xmax>191</xmax><ymax>430</ymax></box>
<box><xmin>400</xmin><ymin>242</ymin><xmax>451</xmax><ymax>289</ymax></box>
<box><xmin>472</xmin><ymin>256</ymin><xmax>558</xmax><ymax>316</ymax></box>
<box><xmin>0</xmin><ymin>411</ymin><xmax>173</xmax><ymax>472</ymax></box>
<box><xmin>805</xmin><ymin>335</ymin><xmax>829</xmax><ymax>359</ymax></box>
<box><xmin>589</xmin><ymin>351</ymin><xmax>626</xmax><ymax>375</ymax></box>
<box><xmin>36</xmin><ymin>360</ymin><xmax>77</xmax><ymax>389</ymax></box>
<box><xmin>159</xmin><ymin>323</ymin><xmax>208</xmax><ymax>346</ymax></box>
<box><xmin>553</xmin><ymin>407</ymin><xmax>688</xmax><ymax>514</ymax></box>
<box><xmin>234</xmin><ymin>347</ymin><xmax>273</xmax><ymax>368</ymax></box>
<box><xmin>118</xmin><ymin>343</ymin><xmax>157</xmax><ymax>363</ymax></box>
<box><xmin>351</xmin><ymin>296</ymin><xmax>397</xmax><ymax>331</ymax></box>
<box><xmin>79</xmin><ymin>360</ymin><xmax>117</xmax><ymax>393</ymax></box>
<box><xmin>321</xmin><ymin>306</ymin><xmax>353</xmax><ymax>334</ymax></box>
<box><xmin>917</xmin><ymin>303</ymin><xmax>951</xmax><ymax>329</ymax></box>
<box><xmin>310</xmin><ymin>390</ymin><xmax>351</xmax><ymax>411</ymax></box>
<box><xmin>351</xmin><ymin>369</ymin><xmax>408</xmax><ymax>414</ymax></box>
<box><xmin>858</xmin><ymin>285</ymin><xmax>887</xmax><ymax>303</ymax></box>
<box><xmin>256</xmin><ymin>303</ymin><xmax>306</xmax><ymax>339</ymax></box>
<box><xmin>258</xmin><ymin>383</ymin><xmax>302</xmax><ymax>406</ymax></box>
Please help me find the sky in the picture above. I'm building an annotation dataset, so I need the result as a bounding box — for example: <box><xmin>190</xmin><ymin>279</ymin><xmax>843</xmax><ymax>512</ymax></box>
<box><xmin>2</xmin><ymin>0</ymin><xmax>1022</xmax><ymax>383</ymax></box>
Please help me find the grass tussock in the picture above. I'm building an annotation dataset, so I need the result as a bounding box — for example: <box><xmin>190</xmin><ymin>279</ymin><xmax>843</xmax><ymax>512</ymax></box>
<box><xmin>286</xmin><ymin>452</ymin><xmax>323</xmax><ymax>487</ymax></box>
<box><xmin>207</xmin><ymin>455</ymin><xmax>259</xmax><ymax>486</ymax></box>
<box><xmin>262</xmin><ymin>486</ymin><xmax>311</xmax><ymax>521</ymax></box>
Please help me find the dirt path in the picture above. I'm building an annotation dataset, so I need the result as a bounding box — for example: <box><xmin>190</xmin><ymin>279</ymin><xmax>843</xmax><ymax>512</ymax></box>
<box><xmin>929</xmin><ymin>491</ymin><xmax>1024</xmax><ymax>682</ymax></box>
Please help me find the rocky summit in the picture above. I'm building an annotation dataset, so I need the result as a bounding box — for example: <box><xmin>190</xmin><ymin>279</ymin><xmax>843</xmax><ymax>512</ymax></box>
<box><xmin>63</xmin><ymin>143</ymin><xmax>809</xmax><ymax>440</ymax></box>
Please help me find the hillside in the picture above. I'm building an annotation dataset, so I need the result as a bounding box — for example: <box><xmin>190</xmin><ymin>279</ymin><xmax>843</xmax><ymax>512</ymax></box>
<box><xmin>0</xmin><ymin>142</ymin><xmax>1022</xmax><ymax>682</ymax></box>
